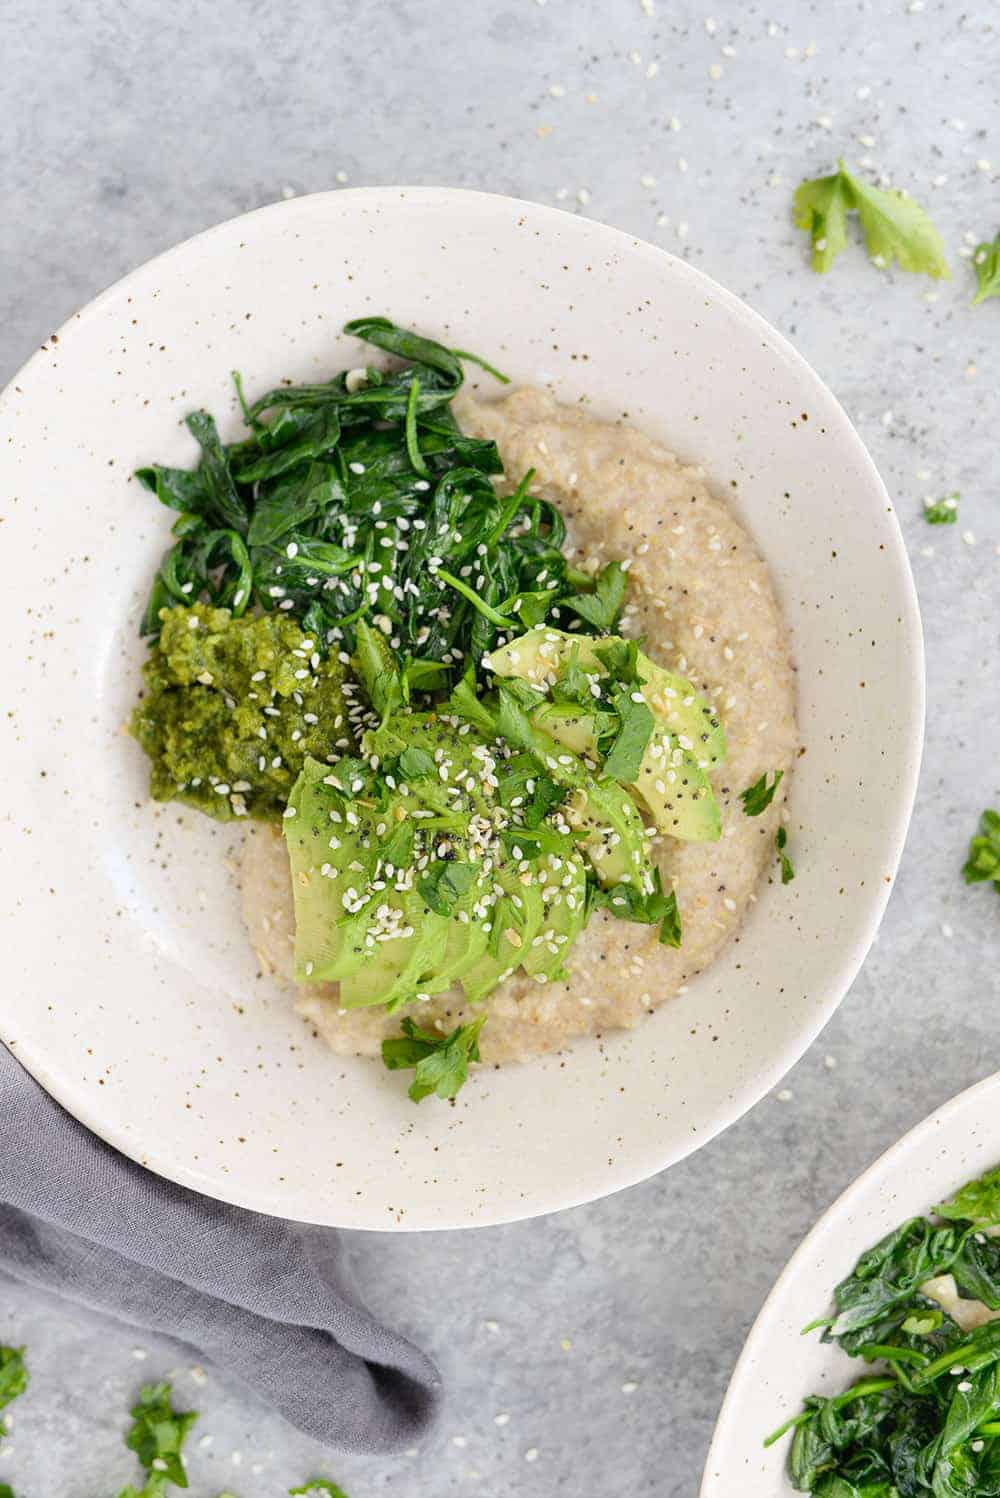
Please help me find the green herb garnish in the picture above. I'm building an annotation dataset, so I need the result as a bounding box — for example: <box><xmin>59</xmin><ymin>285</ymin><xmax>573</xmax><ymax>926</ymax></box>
<box><xmin>563</xmin><ymin>560</ymin><xmax>628</xmax><ymax>632</ymax></box>
<box><xmin>767</xmin><ymin>1162</ymin><xmax>1000</xmax><ymax>1494</ymax></box>
<box><xmin>963</xmin><ymin>809</ymin><xmax>1000</xmax><ymax>894</ymax></box>
<box><xmin>381</xmin><ymin>1014</ymin><xmax>487</xmax><ymax>1102</ymax></box>
<box><xmin>794</xmin><ymin>159</ymin><xmax>949</xmax><ymax>279</ymax></box>
<box><xmin>740</xmin><ymin>769</ymin><xmax>784</xmax><ymax>816</ymax></box>
<box><xmin>589</xmin><ymin>868</ymin><xmax>682</xmax><ymax>948</ymax></box>
<box><xmin>0</xmin><ymin>1347</ymin><xmax>26</xmax><ymax>1440</ymax></box>
<box><xmin>289</xmin><ymin>1482</ymin><xmax>351</xmax><ymax>1497</ymax></box>
<box><xmin>924</xmin><ymin>492</ymin><xmax>959</xmax><ymax>525</ymax></box>
<box><xmin>600</xmin><ymin>688</ymin><xmax>655</xmax><ymax>783</ymax></box>
<box><xmin>922</xmin><ymin>494</ymin><xmax>958</xmax><ymax>524</ymax></box>
<box><xmin>972</xmin><ymin>232</ymin><xmax>1000</xmax><ymax>305</ymax></box>
<box><xmin>120</xmin><ymin>1381</ymin><xmax>197</xmax><ymax>1496</ymax></box>
<box><xmin>417</xmin><ymin>859</ymin><xmax>478</xmax><ymax>917</ymax></box>
<box><xmin>776</xmin><ymin>825</ymin><xmax>795</xmax><ymax>884</ymax></box>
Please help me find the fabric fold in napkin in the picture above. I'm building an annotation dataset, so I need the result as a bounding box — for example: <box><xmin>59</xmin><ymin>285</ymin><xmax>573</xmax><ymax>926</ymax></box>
<box><xmin>0</xmin><ymin>1046</ymin><xmax>441</xmax><ymax>1452</ymax></box>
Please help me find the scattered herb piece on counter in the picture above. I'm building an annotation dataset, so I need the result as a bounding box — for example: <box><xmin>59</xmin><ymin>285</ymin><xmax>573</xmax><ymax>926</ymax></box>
<box><xmin>740</xmin><ymin>769</ymin><xmax>784</xmax><ymax>816</ymax></box>
<box><xmin>963</xmin><ymin>809</ymin><xmax>1000</xmax><ymax>894</ymax></box>
<box><xmin>0</xmin><ymin>1345</ymin><xmax>26</xmax><ymax>1439</ymax></box>
<box><xmin>119</xmin><ymin>1381</ymin><xmax>197</xmax><ymax>1496</ymax></box>
<box><xmin>0</xmin><ymin>1346</ymin><xmax>26</xmax><ymax>1498</ymax></box>
<box><xmin>382</xmin><ymin>1014</ymin><xmax>487</xmax><ymax>1102</ymax></box>
<box><xmin>288</xmin><ymin>1481</ymin><xmax>351</xmax><ymax>1497</ymax></box>
<box><xmin>776</xmin><ymin>826</ymin><xmax>795</xmax><ymax>884</ymax></box>
<box><xmin>972</xmin><ymin>231</ymin><xmax>1000</xmax><ymax>305</ymax></box>
<box><xmin>794</xmin><ymin>160</ymin><xmax>949</xmax><ymax>279</ymax></box>
<box><xmin>766</xmin><ymin>1161</ymin><xmax>1000</xmax><ymax>1494</ymax></box>
<box><xmin>923</xmin><ymin>492</ymin><xmax>959</xmax><ymax>525</ymax></box>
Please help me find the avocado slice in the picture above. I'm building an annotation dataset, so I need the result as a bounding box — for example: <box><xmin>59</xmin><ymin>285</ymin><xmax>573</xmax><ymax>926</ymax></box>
<box><xmin>495</xmin><ymin>689</ymin><xmax>655</xmax><ymax>887</ymax></box>
<box><xmin>633</xmin><ymin>729</ymin><xmax>721</xmax><ymax>842</ymax></box>
<box><xmin>521</xmin><ymin>849</ymin><xmax>588</xmax><ymax>979</ymax></box>
<box><xmin>338</xmin><ymin>891</ymin><xmax>451</xmax><ymax>1010</ymax></box>
<box><xmin>487</xmin><ymin>629</ymin><xmax>723</xmax><ymax>842</ymax></box>
<box><xmin>563</xmin><ymin>781</ymin><xmax>651</xmax><ymax>886</ymax></box>
<box><xmin>284</xmin><ymin>757</ymin><xmax>378</xmax><ymax>983</ymax></box>
<box><xmin>458</xmin><ymin>861</ymin><xmax>547</xmax><ymax>1002</ymax></box>
<box><xmin>486</xmin><ymin>627</ymin><xmax>726</xmax><ymax>768</ymax></box>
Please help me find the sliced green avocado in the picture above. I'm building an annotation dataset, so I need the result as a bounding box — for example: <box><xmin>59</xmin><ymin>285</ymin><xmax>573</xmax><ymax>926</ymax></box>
<box><xmin>521</xmin><ymin>850</ymin><xmax>588</xmax><ymax>979</ymax></box>
<box><xmin>563</xmin><ymin>780</ymin><xmax>651</xmax><ymax>885</ymax></box>
<box><xmin>486</xmin><ymin>627</ymin><xmax>726</xmax><ymax>768</ymax></box>
<box><xmin>531</xmin><ymin>701</ymin><xmax>597</xmax><ymax>756</ymax></box>
<box><xmin>284</xmin><ymin>757</ymin><xmax>378</xmax><ymax>984</ymax></box>
<box><xmin>488</xmin><ymin>629</ymin><xmax>723</xmax><ymax>842</ymax></box>
<box><xmin>339</xmin><ymin>892</ymin><xmax>451</xmax><ymax>1010</ymax></box>
<box><xmin>496</xmin><ymin>692</ymin><xmax>654</xmax><ymax>888</ymax></box>
<box><xmin>458</xmin><ymin>861</ymin><xmax>547</xmax><ymax>1003</ymax></box>
<box><xmin>633</xmin><ymin>730</ymin><xmax>721</xmax><ymax>842</ymax></box>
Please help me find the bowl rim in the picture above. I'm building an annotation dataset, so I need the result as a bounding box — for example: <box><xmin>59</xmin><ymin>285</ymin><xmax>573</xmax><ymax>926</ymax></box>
<box><xmin>1</xmin><ymin>186</ymin><xmax>925</xmax><ymax>1228</ymax></box>
<box><xmin>700</xmin><ymin>1070</ymin><xmax>1000</xmax><ymax>1494</ymax></box>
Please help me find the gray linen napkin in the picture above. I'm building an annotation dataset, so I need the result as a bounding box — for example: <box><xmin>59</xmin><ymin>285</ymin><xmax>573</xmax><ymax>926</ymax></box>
<box><xmin>0</xmin><ymin>1045</ymin><xmax>441</xmax><ymax>1452</ymax></box>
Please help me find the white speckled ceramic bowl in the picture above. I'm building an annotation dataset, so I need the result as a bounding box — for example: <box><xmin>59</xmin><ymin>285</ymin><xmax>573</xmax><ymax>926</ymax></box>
<box><xmin>0</xmin><ymin>188</ymin><xmax>923</xmax><ymax>1229</ymax></box>
<box><xmin>702</xmin><ymin>1073</ymin><xmax>1000</xmax><ymax>1496</ymax></box>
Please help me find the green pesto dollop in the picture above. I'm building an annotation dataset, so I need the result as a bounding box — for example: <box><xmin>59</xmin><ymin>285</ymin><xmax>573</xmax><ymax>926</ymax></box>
<box><xmin>130</xmin><ymin>603</ymin><xmax>349</xmax><ymax>821</ymax></box>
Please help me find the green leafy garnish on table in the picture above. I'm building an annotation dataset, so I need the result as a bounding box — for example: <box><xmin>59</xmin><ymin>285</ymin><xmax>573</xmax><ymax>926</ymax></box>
<box><xmin>767</xmin><ymin>1161</ymin><xmax>1000</xmax><ymax>1493</ymax></box>
<box><xmin>972</xmin><ymin>231</ymin><xmax>1000</xmax><ymax>305</ymax></box>
<box><xmin>119</xmin><ymin>1381</ymin><xmax>197</xmax><ymax>1496</ymax></box>
<box><xmin>0</xmin><ymin>1346</ymin><xmax>27</xmax><ymax>1440</ymax></box>
<box><xmin>288</xmin><ymin>1481</ymin><xmax>351</xmax><ymax>1497</ymax></box>
<box><xmin>794</xmin><ymin>160</ymin><xmax>949</xmax><ymax>279</ymax></box>
<box><xmin>381</xmin><ymin>1014</ymin><xmax>487</xmax><ymax>1102</ymax></box>
<box><xmin>963</xmin><ymin>809</ymin><xmax>1000</xmax><ymax>894</ymax></box>
<box><xmin>923</xmin><ymin>492</ymin><xmax>959</xmax><ymax>525</ymax></box>
<box><xmin>740</xmin><ymin>769</ymin><xmax>784</xmax><ymax>816</ymax></box>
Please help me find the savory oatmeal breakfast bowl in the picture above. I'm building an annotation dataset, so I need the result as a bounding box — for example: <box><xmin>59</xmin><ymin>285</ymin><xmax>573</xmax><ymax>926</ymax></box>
<box><xmin>0</xmin><ymin>188</ymin><xmax>922</xmax><ymax>1229</ymax></box>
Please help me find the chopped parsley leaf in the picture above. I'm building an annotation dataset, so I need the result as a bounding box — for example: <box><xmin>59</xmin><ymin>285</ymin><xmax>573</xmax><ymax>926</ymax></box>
<box><xmin>589</xmin><ymin>869</ymin><xmax>682</xmax><ymax>948</ymax></box>
<box><xmin>397</xmin><ymin>744</ymin><xmax>436</xmax><ymax>780</ymax></box>
<box><xmin>381</xmin><ymin>1014</ymin><xmax>487</xmax><ymax>1102</ymax></box>
<box><xmin>776</xmin><ymin>825</ymin><xmax>795</xmax><ymax>884</ymax></box>
<box><xmin>593</xmin><ymin>636</ymin><xmax>641</xmax><ymax>683</ymax></box>
<box><xmin>289</xmin><ymin>1482</ymin><xmax>351</xmax><ymax>1497</ymax></box>
<box><xmin>564</xmin><ymin>560</ymin><xmax>628</xmax><ymax>632</ymax></box>
<box><xmin>121</xmin><ymin>1381</ymin><xmax>197</xmax><ymax>1495</ymax></box>
<box><xmin>417</xmin><ymin>859</ymin><xmax>478</xmax><ymax>917</ymax></box>
<box><xmin>601</xmin><ymin>689</ymin><xmax>655</xmax><ymax>783</ymax></box>
<box><xmin>794</xmin><ymin>160</ymin><xmax>949</xmax><ymax>279</ymax></box>
<box><xmin>972</xmin><ymin>231</ymin><xmax>1000</xmax><ymax>305</ymax></box>
<box><xmin>0</xmin><ymin>1347</ymin><xmax>26</xmax><ymax>1452</ymax></box>
<box><xmin>923</xmin><ymin>492</ymin><xmax>959</xmax><ymax>525</ymax></box>
<box><xmin>658</xmin><ymin>889</ymin><xmax>682</xmax><ymax>948</ymax></box>
<box><xmin>740</xmin><ymin>769</ymin><xmax>784</xmax><ymax>816</ymax></box>
<box><xmin>963</xmin><ymin>808</ymin><xmax>1000</xmax><ymax>894</ymax></box>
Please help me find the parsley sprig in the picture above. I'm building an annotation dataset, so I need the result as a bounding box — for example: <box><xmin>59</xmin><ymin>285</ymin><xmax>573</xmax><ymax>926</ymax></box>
<box><xmin>972</xmin><ymin>231</ymin><xmax>1000</xmax><ymax>305</ymax></box>
<box><xmin>924</xmin><ymin>493</ymin><xmax>959</xmax><ymax>525</ymax></box>
<box><xmin>794</xmin><ymin>160</ymin><xmax>949</xmax><ymax>280</ymax></box>
<box><xmin>381</xmin><ymin>1014</ymin><xmax>487</xmax><ymax>1102</ymax></box>
<box><xmin>120</xmin><ymin>1381</ymin><xmax>197</xmax><ymax>1497</ymax></box>
<box><xmin>963</xmin><ymin>809</ymin><xmax>1000</xmax><ymax>894</ymax></box>
<box><xmin>740</xmin><ymin>770</ymin><xmax>784</xmax><ymax>817</ymax></box>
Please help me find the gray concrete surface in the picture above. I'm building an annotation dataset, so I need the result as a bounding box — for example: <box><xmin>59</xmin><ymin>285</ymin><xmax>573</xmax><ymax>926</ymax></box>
<box><xmin>2</xmin><ymin>0</ymin><xmax>998</xmax><ymax>1492</ymax></box>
